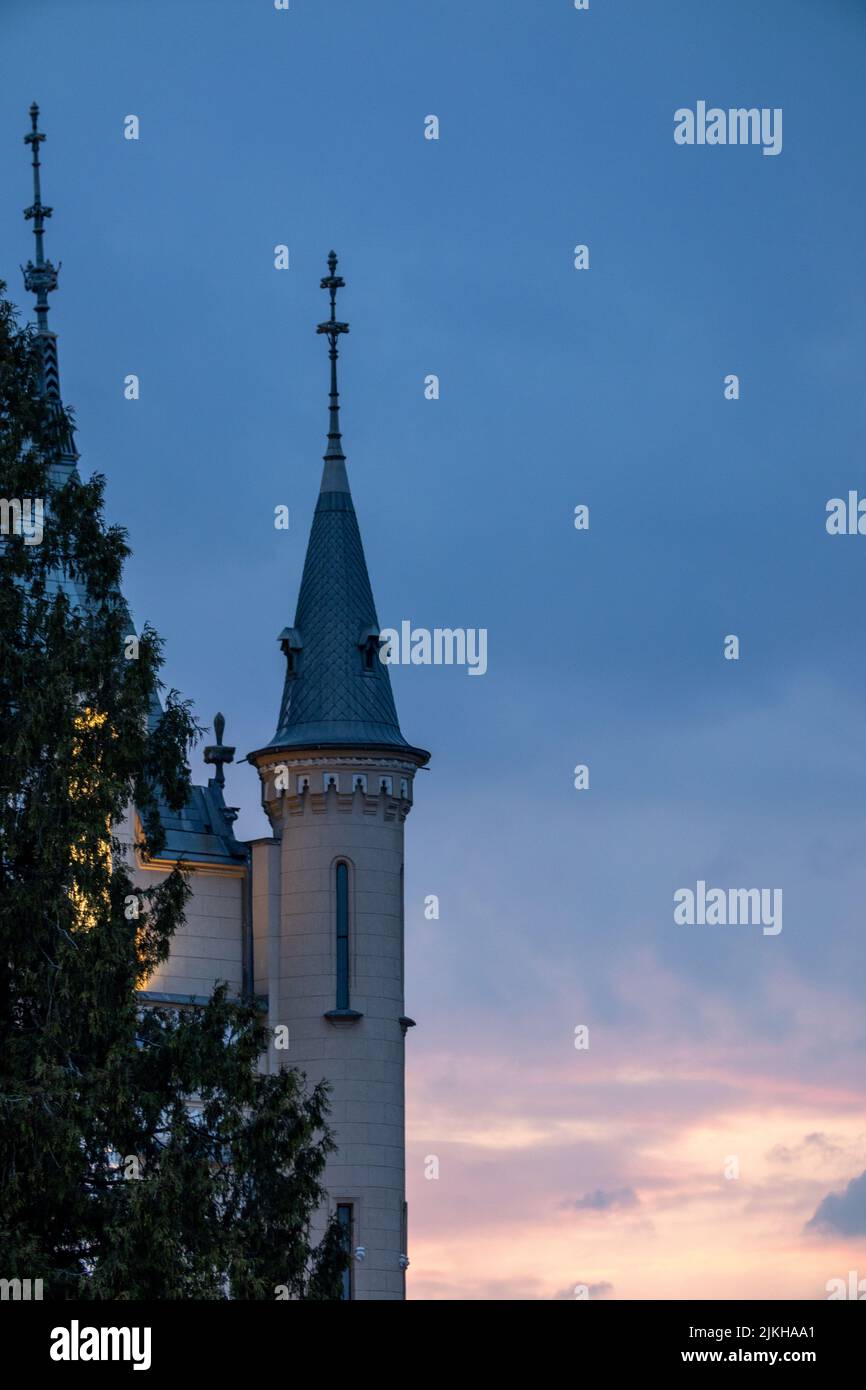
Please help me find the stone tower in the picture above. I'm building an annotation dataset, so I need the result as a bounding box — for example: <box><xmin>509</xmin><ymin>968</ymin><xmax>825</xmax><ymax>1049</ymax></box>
<box><xmin>248</xmin><ymin>254</ymin><xmax>429</xmax><ymax>1301</ymax></box>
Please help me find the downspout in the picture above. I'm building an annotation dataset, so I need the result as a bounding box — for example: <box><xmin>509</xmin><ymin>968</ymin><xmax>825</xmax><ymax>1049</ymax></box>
<box><xmin>241</xmin><ymin>843</ymin><xmax>253</xmax><ymax>997</ymax></box>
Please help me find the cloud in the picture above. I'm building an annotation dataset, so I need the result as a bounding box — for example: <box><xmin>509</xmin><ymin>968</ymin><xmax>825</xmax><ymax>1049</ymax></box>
<box><xmin>564</xmin><ymin>1187</ymin><xmax>639</xmax><ymax>1213</ymax></box>
<box><xmin>553</xmin><ymin>1282</ymin><xmax>615</xmax><ymax>1300</ymax></box>
<box><xmin>806</xmin><ymin>1169</ymin><xmax>866</xmax><ymax>1236</ymax></box>
<box><xmin>409</xmin><ymin>1274</ymin><xmax>550</xmax><ymax>1301</ymax></box>
<box><xmin>768</xmin><ymin>1132</ymin><xmax>849</xmax><ymax>1166</ymax></box>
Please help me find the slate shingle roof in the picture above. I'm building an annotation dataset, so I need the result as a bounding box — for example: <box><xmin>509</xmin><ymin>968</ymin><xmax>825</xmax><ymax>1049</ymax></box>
<box><xmin>150</xmin><ymin>782</ymin><xmax>246</xmax><ymax>866</ymax></box>
<box><xmin>269</xmin><ymin>480</ymin><xmax>418</xmax><ymax>751</ymax></box>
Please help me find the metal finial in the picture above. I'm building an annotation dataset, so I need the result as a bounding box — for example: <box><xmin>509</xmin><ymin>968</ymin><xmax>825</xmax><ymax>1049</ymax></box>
<box><xmin>203</xmin><ymin>711</ymin><xmax>235</xmax><ymax>790</ymax></box>
<box><xmin>20</xmin><ymin>103</ymin><xmax>71</xmax><ymax>443</ymax></box>
<box><xmin>316</xmin><ymin>250</ymin><xmax>350</xmax><ymax>462</ymax></box>
<box><xmin>22</xmin><ymin>105</ymin><xmax>57</xmax><ymax>340</ymax></box>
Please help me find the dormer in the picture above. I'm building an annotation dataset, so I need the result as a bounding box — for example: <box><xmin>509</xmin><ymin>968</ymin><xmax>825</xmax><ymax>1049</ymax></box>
<box><xmin>278</xmin><ymin>626</ymin><xmax>303</xmax><ymax>678</ymax></box>
<box><xmin>357</xmin><ymin>624</ymin><xmax>381</xmax><ymax>674</ymax></box>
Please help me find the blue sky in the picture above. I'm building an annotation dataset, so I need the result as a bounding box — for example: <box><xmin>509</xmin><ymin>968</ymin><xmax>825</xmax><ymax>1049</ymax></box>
<box><xmin>2</xmin><ymin>0</ymin><xmax>866</xmax><ymax>1297</ymax></box>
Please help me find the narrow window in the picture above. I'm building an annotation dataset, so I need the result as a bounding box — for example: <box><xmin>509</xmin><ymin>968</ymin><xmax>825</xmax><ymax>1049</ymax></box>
<box><xmin>336</xmin><ymin>861</ymin><xmax>349</xmax><ymax>1010</ymax></box>
<box><xmin>337</xmin><ymin>1203</ymin><xmax>354</xmax><ymax>1300</ymax></box>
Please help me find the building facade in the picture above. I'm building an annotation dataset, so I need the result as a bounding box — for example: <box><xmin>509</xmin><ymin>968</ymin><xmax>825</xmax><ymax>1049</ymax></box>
<box><xmin>17</xmin><ymin>107</ymin><xmax>429</xmax><ymax>1301</ymax></box>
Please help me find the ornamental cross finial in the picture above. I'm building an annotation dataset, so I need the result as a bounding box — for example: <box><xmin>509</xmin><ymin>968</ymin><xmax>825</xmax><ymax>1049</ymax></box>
<box><xmin>316</xmin><ymin>251</ymin><xmax>350</xmax><ymax>461</ymax></box>
<box><xmin>22</xmin><ymin>104</ymin><xmax>57</xmax><ymax>318</ymax></box>
<box><xmin>20</xmin><ymin>103</ymin><xmax>76</xmax><ymax>464</ymax></box>
<box><xmin>21</xmin><ymin>102</ymin><xmax>64</xmax><ymax>402</ymax></box>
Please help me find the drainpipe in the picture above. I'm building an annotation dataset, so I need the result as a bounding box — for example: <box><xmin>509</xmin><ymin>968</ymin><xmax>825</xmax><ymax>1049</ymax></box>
<box><xmin>241</xmin><ymin>843</ymin><xmax>253</xmax><ymax>997</ymax></box>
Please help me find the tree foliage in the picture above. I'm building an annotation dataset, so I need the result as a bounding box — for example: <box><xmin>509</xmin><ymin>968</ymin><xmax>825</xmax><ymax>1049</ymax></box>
<box><xmin>0</xmin><ymin>287</ymin><xmax>346</xmax><ymax>1299</ymax></box>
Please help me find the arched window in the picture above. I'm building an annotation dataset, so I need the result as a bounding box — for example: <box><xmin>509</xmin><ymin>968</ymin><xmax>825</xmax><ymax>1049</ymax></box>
<box><xmin>337</xmin><ymin>1203</ymin><xmax>354</xmax><ymax>1299</ymax></box>
<box><xmin>324</xmin><ymin>861</ymin><xmax>362</xmax><ymax>1025</ymax></box>
<box><xmin>336</xmin><ymin>861</ymin><xmax>350</xmax><ymax>1010</ymax></box>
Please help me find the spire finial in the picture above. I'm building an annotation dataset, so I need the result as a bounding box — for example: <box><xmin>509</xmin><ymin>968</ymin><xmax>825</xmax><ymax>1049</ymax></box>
<box><xmin>316</xmin><ymin>250</ymin><xmax>350</xmax><ymax>463</ymax></box>
<box><xmin>21</xmin><ymin>102</ymin><xmax>62</xmax><ymax>399</ymax></box>
<box><xmin>21</xmin><ymin>104</ymin><xmax>76</xmax><ymax>465</ymax></box>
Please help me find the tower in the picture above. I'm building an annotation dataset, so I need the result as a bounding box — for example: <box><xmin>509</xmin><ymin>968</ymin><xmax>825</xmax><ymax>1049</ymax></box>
<box><xmin>248</xmin><ymin>255</ymin><xmax>429</xmax><ymax>1301</ymax></box>
<box><xmin>14</xmin><ymin>107</ymin><xmax>428</xmax><ymax>1299</ymax></box>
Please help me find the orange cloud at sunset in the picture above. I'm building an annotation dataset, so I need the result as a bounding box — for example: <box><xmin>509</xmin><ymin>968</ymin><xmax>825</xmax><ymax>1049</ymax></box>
<box><xmin>406</xmin><ymin>949</ymin><xmax>866</xmax><ymax>1300</ymax></box>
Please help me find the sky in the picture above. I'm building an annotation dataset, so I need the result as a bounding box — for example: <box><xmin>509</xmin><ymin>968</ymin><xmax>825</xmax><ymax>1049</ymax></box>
<box><xmin>1</xmin><ymin>0</ymin><xmax>865</xmax><ymax>1300</ymax></box>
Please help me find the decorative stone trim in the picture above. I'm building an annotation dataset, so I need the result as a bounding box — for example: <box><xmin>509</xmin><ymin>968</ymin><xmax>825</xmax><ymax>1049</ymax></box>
<box><xmin>324</xmin><ymin>1008</ymin><xmax>364</xmax><ymax>1025</ymax></box>
<box><xmin>281</xmin><ymin>788</ymin><xmax>408</xmax><ymax>822</ymax></box>
<box><xmin>252</xmin><ymin>752</ymin><xmax>421</xmax><ymax>772</ymax></box>
<box><xmin>138</xmin><ymin>990</ymin><xmax>268</xmax><ymax>1011</ymax></box>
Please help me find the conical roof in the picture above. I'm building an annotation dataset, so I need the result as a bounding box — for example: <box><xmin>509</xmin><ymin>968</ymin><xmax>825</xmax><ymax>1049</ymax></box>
<box><xmin>269</xmin><ymin>468</ymin><xmax>412</xmax><ymax>750</ymax></box>
<box><xmin>265</xmin><ymin>254</ymin><xmax>426</xmax><ymax>759</ymax></box>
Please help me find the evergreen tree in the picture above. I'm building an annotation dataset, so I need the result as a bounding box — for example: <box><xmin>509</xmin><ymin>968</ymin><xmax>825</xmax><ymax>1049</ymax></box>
<box><xmin>0</xmin><ymin>286</ymin><xmax>347</xmax><ymax>1299</ymax></box>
